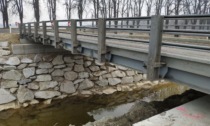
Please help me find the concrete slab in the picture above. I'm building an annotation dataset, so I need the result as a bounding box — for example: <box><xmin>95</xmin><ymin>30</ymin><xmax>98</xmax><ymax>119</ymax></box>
<box><xmin>11</xmin><ymin>43</ymin><xmax>66</xmax><ymax>55</ymax></box>
<box><xmin>134</xmin><ymin>95</ymin><xmax>210</xmax><ymax>126</ymax></box>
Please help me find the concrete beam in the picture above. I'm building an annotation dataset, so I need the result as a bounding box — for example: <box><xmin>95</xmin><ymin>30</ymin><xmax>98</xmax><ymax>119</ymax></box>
<box><xmin>11</xmin><ymin>43</ymin><xmax>66</xmax><ymax>55</ymax></box>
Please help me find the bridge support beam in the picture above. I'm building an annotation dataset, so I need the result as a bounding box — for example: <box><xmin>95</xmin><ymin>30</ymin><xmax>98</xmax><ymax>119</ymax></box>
<box><xmin>53</xmin><ymin>20</ymin><xmax>60</xmax><ymax>48</ymax></box>
<box><xmin>28</xmin><ymin>23</ymin><xmax>31</xmax><ymax>36</ymax></box>
<box><xmin>98</xmin><ymin>18</ymin><xmax>106</xmax><ymax>62</ymax></box>
<box><xmin>19</xmin><ymin>23</ymin><xmax>23</xmax><ymax>39</ymax></box>
<box><xmin>147</xmin><ymin>15</ymin><xmax>163</xmax><ymax>81</ymax></box>
<box><xmin>34</xmin><ymin>22</ymin><xmax>38</xmax><ymax>42</ymax></box>
<box><xmin>71</xmin><ymin>19</ymin><xmax>79</xmax><ymax>54</ymax></box>
<box><xmin>42</xmin><ymin>21</ymin><xmax>48</xmax><ymax>45</ymax></box>
<box><xmin>23</xmin><ymin>24</ymin><xmax>26</xmax><ymax>38</ymax></box>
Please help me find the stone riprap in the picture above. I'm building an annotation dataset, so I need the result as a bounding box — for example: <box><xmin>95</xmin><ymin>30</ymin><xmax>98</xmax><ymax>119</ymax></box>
<box><xmin>0</xmin><ymin>42</ymin><xmax>149</xmax><ymax>110</ymax></box>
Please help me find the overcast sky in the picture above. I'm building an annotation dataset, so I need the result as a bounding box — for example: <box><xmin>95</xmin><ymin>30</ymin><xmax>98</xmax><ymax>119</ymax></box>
<box><xmin>0</xmin><ymin>0</ymin><xmax>152</xmax><ymax>27</ymax></box>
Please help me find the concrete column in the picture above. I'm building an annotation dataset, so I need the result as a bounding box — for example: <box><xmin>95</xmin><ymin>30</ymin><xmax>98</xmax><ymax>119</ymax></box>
<box><xmin>70</xmin><ymin>19</ymin><xmax>79</xmax><ymax>54</ymax></box>
<box><xmin>98</xmin><ymin>18</ymin><xmax>106</xmax><ymax>63</ymax></box>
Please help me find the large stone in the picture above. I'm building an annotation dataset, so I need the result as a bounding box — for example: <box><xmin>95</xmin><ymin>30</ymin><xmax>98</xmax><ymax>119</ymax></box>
<box><xmin>54</xmin><ymin>65</ymin><xmax>66</xmax><ymax>69</ymax></box>
<box><xmin>0</xmin><ymin>50</ymin><xmax>11</xmax><ymax>56</ymax></box>
<box><xmin>60</xmin><ymin>81</ymin><xmax>76</xmax><ymax>94</ymax></box>
<box><xmin>52</xmin><ymin>76</ymin><xmax>64</xmax><ymax>82</ymax></box>
<box><xmin>36</xmin><ymin>69</ymin><xmax>49</xmax><ymax>74</ymax></box>
<box><xmin>64</xmin><ymin>56</ymin><xmax>74</xmax><ymax>63</ymax></box>
<box><xmin>34</xmin><ymin>91</ymin><xmax>61</xmax><ymax>99</ymax></box>
<box><xmin>79</xmin><ymin>72</ymin><xmax>89</xmax><ymax>79</ymax></box>
<box><xmin>84</xmin><ymin>61</ymin><xmax>92</xmax><ymax>67</ymax></box>
<box><xmin>93</xmin><ymin>71</ymin><xmax>107</xmax><ymax>76</ymax></box>
<box><xmin>133</xmin><ymin>74</ymin><xmax>143</xmax><ymax>82</ymax></box>
<box><xmin>102</xmin><ymin>74</ymin><xmax>112</xmax><ymax>79</ymax></box>
<box><xmin>38</xmin><ymin>62</ymin><xmax>53</xmax><ymax>69</ymax></box>
<box><xmin>33</xmin><ymin>54</ymin><xmax>42</xmax><ymax>63</ymax></box>
<box><xmin>0</xmin><ymin>89</ymin><xmax>16</xmax><ymax>104</ymax></box>
<box><xmin>74</xmin><ymin>65</ymin><xmax>85</xmax><ymax>72</ymax></box>
<box><xmin>108</xmin><ymin>78</ymin><xmax>121</xmax><ymax>85</ymax></box>
<box><xmin>17</xmin><ymin>86</ymin><xmax>34</xmax><ymax>103</ymax></box>
<box><xmin>116</xmin><ymin>65</ymin><xmax>128</xmax><ymax>70</ymax></box>
<box><xmin>51</xmin><ymin>69</ymin><xmax>64</xmax><ymax>77</ymax></box>
<box><xmin>52</xmin><ymin>55</ymin><xmax>64</xmax><ymax>65</ymax></box>
<box><xmin>126</xmin><ymin>71</ymin><xmax>135</xmax><ymax>76</ymax></box>
<box><xmin>75</xmin><ymin>59</ymin><xmax>84</xmax><ymax>65</ymax></box>
<box><xmin>108</xmin><ymin>66</ymin><xmax>116</xmax><ymax>72</ymax></box>
<box><xmin>73</xmin><ymin>79</ymin><xmax>84</xmax><ymax>84</ymax></box>
<box><xmin>0</xmin><ymin>41</ymin><xmax>9</xmax><ymax>47</ymax></box>
<box><xmin>0</xmin><ymin>58</ymin><xmax>6</xmax><ymax>64</ymax></box>
<box><xmin>1</xmin><ymin>80</ymin><xmax>18</xmax><ymax>88</ymax></box>
<box><xmin>18</xmin><ymin>78</ymin><xmax>32</xmax><ymax>85</ymax></box>
<box><xmin>27</xmin><ymin>82</ymin><xmax>39</xmax><ymax>90</ymax></box>
<box><xmin>89</xmin><ymin>66</ymin><xmax>100</xmax><ymax>72</ymax></box>
<box><xmin>21</xmin><ymin>58</ymin><xmax>33</xmax><ymax>63</ymax></box>
<box><xmin>96</xmin><ymin>79</ymin><xmax>109</xmax><ymax>86</ymax></box>
<box><xmin>6</xmin><ymin>57</ymin><xmax>20</xmax><ymax>66</ymax></box>
<box><xmin>35</xmin><ymin>75</ymin><xmax>52</xmax><ymax>82</ymax></box>
<box><xmin>2</xmin><ymin>70</ymin><xmax>22</xmax><ymax>80</ymax></box>
<box><xmin>111</xmin><ymin>70</ymin><xmax>126</xmax><ymax>78</ymax></box>
<box><xmin>3</xmin><ymin>65</ymin><xmax>16</xmax><ymax>70</ymax></box>
<box><xmin>17</xmin><ymin>64</ymin><xmax>27</xmax><ymax>69</ymax></box>
<box><xmin>64</xmin><ymin>71</ymin><xmax>78</xmax><ymax>81</ymax></box>
<box><xmin>121</xmin><ymin>77</ymin><xmax>134</xmax><ymax>84</ymax></box>
<box><xmin>78</xmin><ymin>79</ymin><xmax>94</xmax><ymax>90</ymax></box>
<box><xmin>103</xmin><ymin>88</ymin><xmax>117</xmax><ymax>95</ymax></box>
<box><xmin>39</xmin><ymin>81</ymin><xmax>58</xmax><ymax>90</ymax></box>
<box><xmin>42</xmin><ymin>55</ymin><xmax>55</xmax><ymax>62</ymax></box>
<box><xmin>23</xmin><ymin>67</ymin><xmax>35</xmax><ymax>78</ymax></box>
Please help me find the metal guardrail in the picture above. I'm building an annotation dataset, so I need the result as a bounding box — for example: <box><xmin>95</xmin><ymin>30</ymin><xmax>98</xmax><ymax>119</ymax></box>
<box><xmin>19</xmin><ymin>15</ymin><xmax>210</xmax><ymax>81</ymax></box>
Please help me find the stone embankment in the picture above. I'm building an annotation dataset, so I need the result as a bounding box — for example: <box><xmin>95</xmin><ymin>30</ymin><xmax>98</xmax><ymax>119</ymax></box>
<box><xmin>0</xmin><ymin>41</ymin><xmax>158</xmax><ymax>111</ymax></box>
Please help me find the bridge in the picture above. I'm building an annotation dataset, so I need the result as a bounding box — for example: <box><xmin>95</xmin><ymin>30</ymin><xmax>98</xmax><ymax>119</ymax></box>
<box><xmin>19</xmin><ymin>15</ymin><xmax>210</xmax><ymax>94</ymax></box>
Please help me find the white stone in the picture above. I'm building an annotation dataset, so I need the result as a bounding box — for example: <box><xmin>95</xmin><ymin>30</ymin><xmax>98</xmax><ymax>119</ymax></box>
<box><xmin>64</xmin><ymin>71</ymin><xmax>78</xmax><ymax>81</ymax></box>
<box><xmin>73</xmin><ymin>79</ymin><xmax>84</xmax><ymax>84</ymax></box>
<box><xmin>23</xmin><ymin>67</ymin><xmax>35</xmax><ymax>78</ymax></box>
<box><xmin>51</xmin><ymin>69</ymin><xmax>64</xmax><ymax>77</ymax></box>
<box><xmin>111</xmin><ymin>70</ymin><xmax>126</xmax><ymax>78</ymax></box>
<box><xmin>43</xmin><ymin>99</ymin><xmax>52</xmax><ymax>105</ymax></box>
<box><xmin>74</xmin><ymin>65</ymin><xmax>84</xmax><ymax>72</ymax></box>
<box><xmin>27</xmin><ymin>82</ymin><xmax>39</xmax><ymax>90</ymax></box>
<box><xmin>38</xmin><ymin>62</ymin><xmax>53</xmax><ymax>69</ymax></box>
<box><xmin>96</xmin><ymin>79</ymin><xmax>109</xmax><ymax>86</ymax></box>
<box><xmin>84</xmin><ymin>61</ymin><xmax>92</xmax><ymax>67</ymax></box>
<box><xmin>18</xmin><ymin>78</ymin><xmax>32</xmax><ymax>85</ymax></box>
<box><xmin>143</xmin><ymin>74</ymin><xmax>147</xmax><ymax>80</ymax></box>
<box><xmin>2</xmin><ymin>70</ymin><xmax>22</xmax><ymax>80</ymax></box>
<box><xmin>39</xmin><ymin>81</ymin><xmax>58</xmax><ymax>90</ymax></box>
<box><xmin>30</xmin><ymin>99</ymin><xmax>39</xmax><ymax>105</ymax></box>
<box><xmin>17</xmin><ymin>86</ymin><xmax>34</xmax><ymax>103</ymax></box>
<box><xmin>28</xmin><ymin>63</ymin><xmax>37</xmax><ymax>67</ymax></box>
<box><xmin>33</xmin><ymin>54</ymin><xmax>42</xmax><ymax>63</ymax></box>
<box><xmin>0</xmin><ymin>58</ymin><xmax>6</xmax><ymax>64</ymax></box>
<box><xmin>79</xmin><ymin>72</ymin><xmax>89</xmax><ymax>79</ymax></box>
<box><xmin>10</xmin><ymin>88</ymin><xmax>18</xmax><ymax>93</ymax></box>
<box><xmin>102</xmin><ymin>74</ymin><xmax>112</xmax><ymax>79</ymax></box>
<box><xmin>78</xmin><ymin>79</ymin><xmax>94</xmax><ymax>90</ymax></box>
<box><xmin>17</xmin><ymin>64</ymin><xmax>27</xmax><ymax>69</ymax></box>
<box><xmin>134</xmin><ymin>74</ymin><xmax>143</xmax><ymax>82</ymax></box>
<box><xmin>64</xmin><ymin>56</ymin><xmax>74</xmax><ymax>63</ymax></box>
<box><xmin>102</xmin><ymin>88</ymin><xmax>117</xmax><ymax>95</ymax></box>
<box><xmin>36</xmin><ymin>69</ymin><xmax>49</xmax><ymax>74</ymax></box>
<box><xmin>3</xmin><ymin>65</ymin><xmax>16</xmax><ymax>70</ymax></box>
<box><xmin>23</xmin><ymin>103</ymin><xmax>29</xmax><ymax>107</ymax></box>
<box><xmin>108</xmin><ymin>66</ymin><xmax>116</xmax><ymax>72</ymax></box>
<box><xmin>95</xmin><ymin>60</ymin><xmax>105</xmax><ymax>66</ymax></box>
<box><xmin>116</xmin><ymin>65</ymin><xmax>128</xmax><ymax>70</ymax></box>
<box><xmin>60</xmin><ymin>81</ymin><xmax>76</xmax><ymax>94</ymax></box>
<box><xmin>0</xmin><ymin>50</ymin><xmax>11</xmax><ymax>56</ymax></box>
<box><xmin>81</xmin><ymin>90</ymin><xmax>92</xmax><ymax>95</ymax></box>
<box><xmin>89</xmin><ymin>66</ymin><xmax>100</xmax><ymax>72</ymax></box>
<box><xmin>93</xmin><ymin>71</ymin><xmax>107</xmax><ymax>76</ymax></box>
<box><xmin>0</xmin><ymin>41</ymin><xmax>9</xmax><ymax>47</ymax></box>
<box><xmin>1</xmin><ymin>80</ymin><xmax>18</xmax><ymax>88</ymax></box>
<box><xmin>108</xmin><ymin>78</ymin><xmax>121</xmax><ymax>85</ymax></box>
<box><xmin>0</xmin><ymin>89</ymin><xmax>16</xmax><ymax>104</ymax></box>
<box><xmin>6</xmin><ymin>57</ymin><xmax>20</xmax><ymax>66</ymax></box>
<box><xmin>126</xmin><ymin>71</ymin><xmax>135</xmax><ymax>76</ymax></box>
<box><xmin>21</xmin><ymin>58</ymin><xmax>33</xmax><ymax>63</ymax></box>
<box><xmin>121</xmin><ymin>77</ymin><xmax>134</xmax><ymax>84</ymax></box>
<box><xmin>35</xmin><ymin>91</ymin><xmax>61</xmax><ymax>99</ymax></box>
<box><xmin>52</xmin><ymin>55</ymin><xmax>64</xmax><ymax>65</ymax></box>
<box><xmin>35</xmin><ymin>75</ymin><xmax>52</xmax><ymax>82</ymax></box>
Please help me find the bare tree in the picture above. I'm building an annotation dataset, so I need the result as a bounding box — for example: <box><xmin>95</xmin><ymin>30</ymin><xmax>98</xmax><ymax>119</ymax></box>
<box><xmin>47</xmin><ymin>0</ymin><xmax>56</xmax><ymax>21</ymax></box>
<box><xmin>155</xmin><ymin>0</ymin><xmax>164</xmax><ymax>15</ymax></box>
<box><xmin>76</xmin><ymin>0</ymin><xmax>86</xmax><ymax>26</ymax></box>
<box><xmin>0</xmin><ymin>0</ymin><xmax>10</xmax><ymax>28</ymax></box>
<box><xmin>32</xmin><ymin>0</ymin><xmax>40</xmax><ymax>22</ymax></box>
<box><xmin>12</xmin><ymin>0</ymin><xmax>24</xmax><ymax>24</ymax></box>
<box><xmin>145</xmin><ymin>0</ymin><xmax>153</xmax><ymax>27</ymax></box>
<box><xmin>64</xmin><ymin>0</ymin><xmax>76</xmax><ymax>20</ymax></box>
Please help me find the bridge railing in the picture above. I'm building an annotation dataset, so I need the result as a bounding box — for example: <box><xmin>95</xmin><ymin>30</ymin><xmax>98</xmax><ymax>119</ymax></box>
<box><xmin>19</xmin><ymin>15</ymin><xmax>210</xmax><ymax>80</ymax></box>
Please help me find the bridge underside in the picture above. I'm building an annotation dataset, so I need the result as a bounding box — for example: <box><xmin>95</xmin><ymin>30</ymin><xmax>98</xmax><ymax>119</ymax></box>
<box><xmin>23</xmin><ymin>31</ymin><xmax>210</xmax><ymax>94</ymax></box>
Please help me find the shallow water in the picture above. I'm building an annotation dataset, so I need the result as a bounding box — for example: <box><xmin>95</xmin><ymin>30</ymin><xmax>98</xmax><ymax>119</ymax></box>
<box><xmin>0</xmin><ymin>83</ymin><xmax>190</xmax><ymax>126</ymax></box>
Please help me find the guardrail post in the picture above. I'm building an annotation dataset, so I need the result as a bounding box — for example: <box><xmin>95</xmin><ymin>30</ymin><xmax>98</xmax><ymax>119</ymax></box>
<box><xmin>53</xmin><ymin>20</ymin><xmax>60</xmax><ymax>48</ymax></box>
<box><xmin>71</xmin><ymin>19</ymin><xmax>79</xmax><ymax>54</ymax></box>
<box><xmin>42</xmin><ymin>21</ymin><xmax>47</xmax><ymax>44</ymax></box>
<box><xmin>28</xmin><ymin>23</ymin><xmax>31</xmax><ymax>36</ymax></box>
<box><xmin>34</xmin><ymin>22</ymin><xmax>38</xmax><ymax>42</ymax></box>
<box><xmin>147</xmin><ymin>15</ymin><xmax>163</xmax><ymax>81</ymax></box>
<box><xmin>19</xmin><ymin>23</ymin><xmax>23</xmax><ymax>38</ymax></box>
<box><xmin>98</xmin><ymin>18</ymin><xmax>106</xmax><ymax>62</ymax></box>
<box><xmin>23</xmin><ymin>24</ymin><xmax>26</xmax><ymax>37</ymax></box>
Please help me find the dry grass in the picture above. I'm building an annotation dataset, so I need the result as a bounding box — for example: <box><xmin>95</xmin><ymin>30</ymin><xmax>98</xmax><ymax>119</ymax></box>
<box><xmin>0</xmin><ymin>33</ymin><xmax>20</xmax><ymax>43</ymax></box>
